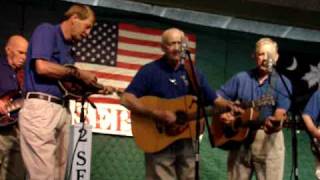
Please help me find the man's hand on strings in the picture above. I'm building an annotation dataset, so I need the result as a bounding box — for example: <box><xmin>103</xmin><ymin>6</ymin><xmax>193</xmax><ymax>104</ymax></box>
<box><xmin>77</xmin><ymin>69</ymin><xmax>98</xmax><ymax>87</ymax></box>
<box><xmin>264</xmin><ymin>116</ymin><xmax>282</xmax><ymax>134</ymax></box>
<box><xmin>151</xmin><ymin>109</ymin><xmax>177</xmax><ymax>125</ymax></box>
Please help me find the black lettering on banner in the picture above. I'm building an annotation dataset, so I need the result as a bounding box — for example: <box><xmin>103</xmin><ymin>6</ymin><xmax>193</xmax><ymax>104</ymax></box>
<box><xmin>79</xmin><ymin>129</ymin><xmax>87</xmax><ymax>142</ymax></box>
<box><xmin>77</xmin><ymin>151</ymin><xmax>87</xmax><ymax>166</ymax></box>
<box><xmin>77</xmin><ymin>169</ymin><xmax>86</xmax><ymax>180</ymax></box>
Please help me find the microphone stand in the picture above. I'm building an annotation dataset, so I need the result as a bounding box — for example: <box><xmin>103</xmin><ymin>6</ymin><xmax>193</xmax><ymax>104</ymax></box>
<box><xmin>183</xmin><ymin>50</ymin><xmax>211</xmax><ymax>180</ymax></box>
<box><xmin>79</xmin><ymin>92</ymin><xmax>97</xmax><ymax>124</ymax></box>
<box><xmin>273</xmin><ymin>66</ymin><xmax>299</xmax><ymax>180</ymax></box>
<box><xmin>67</xmin><ymin>92</ymin><xmax>96</xmax><ymax>180</ymax></box>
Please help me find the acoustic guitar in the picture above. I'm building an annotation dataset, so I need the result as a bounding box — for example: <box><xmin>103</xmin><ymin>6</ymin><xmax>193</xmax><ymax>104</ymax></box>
<box><xmin>0</xmin><ymin>91</ymin><xmax>24</xmax><ymax>127</ymax></box>
<box><xmin>130</xmin><ymin>95</ymin><xmax>210</xmax><ymax>153</ymax></box>
<box><xmin>210</xmin><ymin>95</ymin><xmax>275</xmax><ymax>150</ymax></box>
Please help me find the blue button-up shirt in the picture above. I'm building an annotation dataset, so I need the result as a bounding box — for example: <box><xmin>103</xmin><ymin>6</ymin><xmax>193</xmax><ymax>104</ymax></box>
<box><xmin>303</xmin><ymin>90</ymin><xmax>320</xmax><ymax>124</ymax></box>
<box><xmin>24</xmin><ymin>23</ymin><xmax>74</xmax><ymax>98</ymax></box>
<box><xmin>217</xmin><ymin>69</ymin><xmax>292</xmax><ymax>121</ymax></box>
<box><xmin>126</xmin><ymin>57</ymin><xmax>217</xmax><ymax>105</ymax></box>
<box><xmin>0</xmin><ymin>57</ymin><xmax>20</xmax><ymax>97</ymax></box>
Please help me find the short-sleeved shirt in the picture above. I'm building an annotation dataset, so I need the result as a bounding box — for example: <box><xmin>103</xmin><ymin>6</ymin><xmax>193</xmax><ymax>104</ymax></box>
<box><xmin>125</xmin><ymin>57</ymin><xmax>217</xmax><ymax>105</ymax></box>
<box><xmin>0</xmin><ymin>57</ymin><xmax>20</xmax><ymax>97</ymax></box>
<box><xmin>24</xmin><ymin>23</ymin><xmax>74</xmax><ymax>98</ymax></box>
<box><xmin>217</xmin><ymin>68</ymin><xmax>292</xmax><ymax>121</ymax></box>
<box><xmin>303</xmin><ymin>90</ymin><xmax>320</xmax><ymax>125</ymax></box>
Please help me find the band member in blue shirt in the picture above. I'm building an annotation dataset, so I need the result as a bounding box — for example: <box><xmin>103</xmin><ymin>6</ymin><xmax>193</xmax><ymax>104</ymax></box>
<box><xmin>0</xmin><ymin>35</ymin><xmax>28</xmax><ymax>180</ymax></box>
<box><xmin>217</xmin><ymin>37</ymin><xmax>292</xmax><ymax>180</ymax></box>
<box><xmin>19</xmin><ymin>4</ymin><xmax>98</xmax><ymax>180</ymax></box>
<box><xmin>303</xmin><ymin>90</ymin><xmax>320</xmax><ymax>179</ymax></box>
<box><xmin>121</xmin><ymin>28</ymin><xmax>236</xmax><ymax>180</ymax></box>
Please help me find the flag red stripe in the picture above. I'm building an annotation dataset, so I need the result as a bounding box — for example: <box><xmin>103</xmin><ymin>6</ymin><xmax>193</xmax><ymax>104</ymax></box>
<box><xmin>118</xmin><ymin>49</ymin><xmax>162</xmax><ymax>59</ymax></box>
<box><xmin>119</xmin><ymin>36</ymin><xmax>160</xmax><ymax>48</ymax></box>
<box><xmin>119</xmin><ymin>23</ymin><xmax>196</xmax><ymax>42</ymax></box>
<box><xmin>117</xmin><ymin>61</ymin><xmax>142</xmax><ymax>70</ymax></box>
<box><xmin>119</xmin><ymin>36</ymin><xmax>196</xmax><ymax>53</ymax></box>
<box><xmin>185</xmin><ymin>34</ymin><xmax>196</xmax><ymax>42</ymax></box>
<box><xmin>120</xmin><ymin>23</ymin><xmax>163</xmax><ymax>36</ymax></box>
<box><xmin>89</xmin><ymin>97</ymin><xmax>120</xmax><ymax>104</ymax></box>
<box><xmin>94</xmin><ymin>71</ymin><xmax>133</xmax><ymax>82</ymax></box>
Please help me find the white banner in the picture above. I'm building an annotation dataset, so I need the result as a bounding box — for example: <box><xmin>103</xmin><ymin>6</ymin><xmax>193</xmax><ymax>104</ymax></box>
<box><xmin>68</xmin><ymin>123</ymin><xmax>92</xmax><ymax>180</ymax></box>
<box><xmin>69</xmin><ymin>100</ymin><xmax>132</xmax><ymax>136</ymax></box>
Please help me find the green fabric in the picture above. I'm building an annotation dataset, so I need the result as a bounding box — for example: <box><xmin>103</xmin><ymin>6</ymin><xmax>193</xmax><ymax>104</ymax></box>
<box><xmin>91</xmin><ymin>130</ymin><xmax>315</xmax><ymax>180</ymax></box>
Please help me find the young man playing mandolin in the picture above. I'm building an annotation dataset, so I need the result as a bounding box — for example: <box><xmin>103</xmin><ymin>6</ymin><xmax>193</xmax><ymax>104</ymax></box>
<box><xmin>19</xmin><ymin>4</ymin><xmax>114</xmax><ymax>180</ymax></box>
<box><xmin>217</xmin><ymin>37</ymin><xmax>292</xmax><ymax>180</ymax></box>
<box><xmin>0</xmin><ymin>35</ymin><xmax>28</xmax><ymax>180</ymax></box>
<box><xmin>121</xmin><ymin>28</ymin><xmax>236</xmax><ymax>180</ymax></box>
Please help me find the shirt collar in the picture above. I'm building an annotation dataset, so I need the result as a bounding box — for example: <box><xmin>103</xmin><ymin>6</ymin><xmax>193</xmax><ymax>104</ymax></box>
<box><xmin>160</xmin><ymin>56</ymin><xmax>184</xmax><ymax>72</ymax></box>
<box><xmin>250</xmin><ymin>68</ymin><xmax>270</xmax><ymax>86</ymax></box>
<box><xmin>0</xmin><ymin>56</ymin><xmax>10</xmax><ymax>67</ymax></box>
<box><xmin>57</xmin><ymin>24</ymin><xmax>72</xmax><ymax>45</ymax></box>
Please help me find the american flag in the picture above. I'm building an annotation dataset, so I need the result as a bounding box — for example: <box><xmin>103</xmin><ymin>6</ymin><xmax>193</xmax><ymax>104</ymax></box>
<box><xmin>72</xmin><ymin>22</ymin><xmax>197</xmax><ymax>104</ymax></box>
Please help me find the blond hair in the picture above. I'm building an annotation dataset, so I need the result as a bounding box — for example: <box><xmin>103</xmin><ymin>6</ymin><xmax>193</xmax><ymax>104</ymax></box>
<box><xmin>255</xmin><ymin>37</ymin><xmax>278</xmax><ymax>53</ymax></box>
<box><xmin>64</xmin><ymin>4</ymin><xmax>95</xmax><ymax>23</ymax></box>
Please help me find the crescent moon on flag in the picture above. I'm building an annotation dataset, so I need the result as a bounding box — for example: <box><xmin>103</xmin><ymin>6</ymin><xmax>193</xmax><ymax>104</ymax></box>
<box><xmin>287</xmin><ymin>56</ymin><xmax>298</xmax><ymax>71</ymax></box>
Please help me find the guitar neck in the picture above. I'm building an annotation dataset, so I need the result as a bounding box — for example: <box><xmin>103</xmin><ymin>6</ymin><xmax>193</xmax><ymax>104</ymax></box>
<box><xmin>240</xmin><ymin>98</ymin><xmax>269</xmax><ymax>109</ymax></box>
<box><xmin>213</xmin><ymin>96</ymin><xmax>274</xmax><ymax>115</ymax></box>
<box><xmin>235</xmin><ymin>95</ymin><xmax>275</xmax><ymax>110</ymax></box>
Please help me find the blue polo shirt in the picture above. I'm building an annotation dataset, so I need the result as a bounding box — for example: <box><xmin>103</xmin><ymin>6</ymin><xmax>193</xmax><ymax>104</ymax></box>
<box><xmin>24</xmin><ymin>23</ymin><xmax>74</xmax><ymax>98</ymax></box>
<box><xmin>303</xmin><ymin>90</ymin><xmax>320</xmax><ymax>125</ymax></box>
<box><xmin>217</xmin><ymin>69</ymin><xmax>292</xmax><ymax>120</ymax></box>
<box><xmin>126</xmin><ymin>57</ymin><xmax>217</xmax><ymax>105</ymax></box>
<box><xmin>0</xmin><ymin>57</ymin><xmax>20</xmax><ymax>96</ymax></box>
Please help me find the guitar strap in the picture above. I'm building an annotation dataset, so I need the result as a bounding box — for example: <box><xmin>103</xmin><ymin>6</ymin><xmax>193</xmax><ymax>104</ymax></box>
<box><xmin>183</xmin><ymin>60</ymin><xmax>216</xmax><ymax>147</ymax></box>
<box><xmin>256</xmin><ymin>71</ymin><xmax>277</xmax><ymax>125</ymax></box>
<box><xmin>259</xmin><ymin>71</ymin><xmax>277</xmax><ymax>122</ymax></box>
<box><xmin>16</xmin><ymin>69</ymin><xmax>24</xmax><ymax>97</ymax></box>
<box><xmin>266</xmin><ymin>70</ymin><xmax>277</xmax><ymax>100</ymax></box>
<box><xmin>243</xmin><ymin>71</ymin><xmax>278</xmax><ymax>147</ymax></box>
<box><xmin>16</xmin><ymin>70</ymin><xmax>24</xmax><ymax>90</ymax></box>
<box><xmin>183</xmin><ymin>60</ymin><xmax>200</xmax><ymax>96</ymax></box>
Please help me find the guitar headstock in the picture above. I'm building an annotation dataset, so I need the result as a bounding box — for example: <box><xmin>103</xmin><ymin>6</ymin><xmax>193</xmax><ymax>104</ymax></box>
<box><xmin>98</xmin><ymin>86</ymin><xmax>123</xmax><ymax>97</ymax></box>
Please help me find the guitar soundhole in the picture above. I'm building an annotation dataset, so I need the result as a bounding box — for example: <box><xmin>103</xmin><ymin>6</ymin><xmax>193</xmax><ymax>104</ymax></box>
<box><xmin>175</xmin><ymin>111</ymin><xmax>187</xmax><ymax>125</ymax></box>
<box><xmin>223</xmin><ymin>126</ymin><xmax>237</xmax><ymax>138</ymax></box>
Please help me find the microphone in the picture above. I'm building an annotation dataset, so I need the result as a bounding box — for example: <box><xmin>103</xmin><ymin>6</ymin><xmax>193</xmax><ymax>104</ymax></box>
<box><xmin>180</xmin><ymin>37</ymin><xmax>189</xmax><ymax>64</ymax></box>
<box><xmin>266</xmin><ymin>52</ymin><xmax>274</xmax><ymax>73</ymax></box>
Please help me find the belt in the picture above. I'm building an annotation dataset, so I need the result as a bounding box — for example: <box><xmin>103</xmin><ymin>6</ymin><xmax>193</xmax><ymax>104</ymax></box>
<box><xmin>26</xmin><ymin>93</ymin><xmax>64</xmax><ymax>105</ymax></box>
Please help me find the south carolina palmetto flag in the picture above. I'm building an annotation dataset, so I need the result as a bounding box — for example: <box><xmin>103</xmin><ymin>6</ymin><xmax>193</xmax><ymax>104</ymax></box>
<box><xmin>69</xmin><ymin>22</ymin><xmax>196</xmax><ymax>136</ymax></box>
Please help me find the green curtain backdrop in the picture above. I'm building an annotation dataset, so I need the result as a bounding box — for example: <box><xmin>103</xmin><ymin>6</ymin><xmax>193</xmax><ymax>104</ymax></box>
<box><xmin>0</xmin><ymin>1</ymin><xmax>318</xmax><ymax>179</ymax></box>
